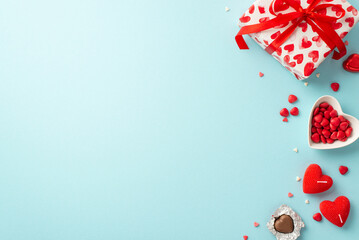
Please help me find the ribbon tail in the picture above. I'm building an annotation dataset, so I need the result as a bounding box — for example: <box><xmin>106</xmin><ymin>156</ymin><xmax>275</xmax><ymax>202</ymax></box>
<box><xmin>235</xmin><ymin>33</ymin><xmax>249</xmax><ymax>50</ymax></box>
<box><xmin>265</xmin><ymin>20</ymin><xmax>301</xmax><ymax>55</ymax></box>
<box><xmin>313</xmin><ymin>20</ymin><xmax>347</xmax><ymax>60</ymax></box>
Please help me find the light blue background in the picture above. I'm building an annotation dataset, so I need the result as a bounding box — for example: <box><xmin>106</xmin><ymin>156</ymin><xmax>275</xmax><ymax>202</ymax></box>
<box><xmin>0</xmin><ymin>0</ymin><xmax>359</xmax><ymax>239</ymax></box>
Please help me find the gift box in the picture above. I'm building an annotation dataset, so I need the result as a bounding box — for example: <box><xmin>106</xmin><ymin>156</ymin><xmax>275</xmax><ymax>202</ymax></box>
<box><xmin>236</xmin><ymin>0</ymin><xmax>359</xmax><ymax>80</ymax></box>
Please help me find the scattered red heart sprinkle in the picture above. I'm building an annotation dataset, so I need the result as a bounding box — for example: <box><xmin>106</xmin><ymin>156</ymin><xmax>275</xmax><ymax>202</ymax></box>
<box><xmin>259</xmin><ymin>72</ymin><xmax>264</xmax><ymax>77</ymax></box>
<box><xmin>254</xmin><ymin>222</ymin><xmax>259</xmax><ymax>227</ymax></box>
<box><xmin>283</xmin><ymin>117</ymin><xmax>288</xmax><ymax>122</ymax></box>
<box><xmin>311</xmin><ymin>102</ymin><xmax>352</xmax><ymax>144</ymax></box>
<box><xmin>280</xmin><ymin>108</ymin><xmax>289</xmax><ymax>117</ymax></box>
<box><xmin>345</xmin><ymin>40</ymin><xmax>349</xmax><ymax>46</ymax></box>
<box><xmin>288</xmin><ymin>192</ymin><xmax>294</xmax><ymax>198</ymax></box>
<box><xmin>313</xmin><ymin>213</ymin><xmax>322</xmax><ymax>222</ymax></box>
<box><xmin>339</xmin><ymin>166</ymin><xmax>349</xmax><ymax>175</ymax></box>
<box><xmin>290</xmin><ymin>107</ymin><xmax>299</xmax><ymax>116</ymax></box>
<box><xmin>288</xmin><ymin>94</ymin><xmax>298</xmax><ymax>103</ymax></box>
<box><xmin>243</xmin><ymin>236</ymin><xmax>248</xmax><ymax>240</ymax></box>
<box><xmin>331</xmin><ymin>82</ymin><xmax>340</xmax><ymax>92</ymax></box>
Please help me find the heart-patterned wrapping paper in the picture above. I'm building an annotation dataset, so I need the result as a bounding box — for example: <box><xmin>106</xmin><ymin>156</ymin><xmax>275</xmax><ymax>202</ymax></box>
<box><xmin>238</xmin><ymin>0</ymin><xmax>359</xmax><ymax>80</ymax></box>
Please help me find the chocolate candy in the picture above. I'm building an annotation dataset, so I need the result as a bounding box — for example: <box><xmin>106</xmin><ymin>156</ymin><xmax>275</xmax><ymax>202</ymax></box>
<box><xmin>274</xmin><ymin>215</ymin><xmax>294</xmax><ymax>233</ymax></box>
<box><xmin>267</xmin><ymin>205</ymin><xmax>304</xmax><ymax>240</ymax></box>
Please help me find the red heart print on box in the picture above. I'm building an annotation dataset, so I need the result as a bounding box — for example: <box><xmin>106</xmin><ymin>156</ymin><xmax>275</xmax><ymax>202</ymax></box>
<box><xmin>293</xmin><ymin>54</ymin><xmax>304</xmax><ymax>64</ymax></box>
<box><xmin>320</xmin><ymin>196</ymin><xmax>350</xmax><ymax>227</ymax></box>
<box><xmin>300</xmin><ymin>36</ymin><xmax>312</xmax><ymax>49</ymax></box>
<box><xmin>303</xmin><ymin>164</ymin><xmax>333</xmax><ymax>194</ymax></box>
<box><xmin>308</xmin><ymin>51</ymin><xmax>319</xmax><ymax>63</ymax></box>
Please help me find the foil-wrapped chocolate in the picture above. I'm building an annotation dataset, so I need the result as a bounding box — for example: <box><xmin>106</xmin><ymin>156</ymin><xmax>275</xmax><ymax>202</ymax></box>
<box><xmin>267</xmin><ymin>205</ymin><xmax>305</xmax><ymax>240</ymax></box>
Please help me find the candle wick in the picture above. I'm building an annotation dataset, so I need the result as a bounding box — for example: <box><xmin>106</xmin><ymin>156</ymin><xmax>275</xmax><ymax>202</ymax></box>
<box><xmin>339</xmin><ymin>214</ymin><xmax>343</xmax><ymax>223</ymax></box>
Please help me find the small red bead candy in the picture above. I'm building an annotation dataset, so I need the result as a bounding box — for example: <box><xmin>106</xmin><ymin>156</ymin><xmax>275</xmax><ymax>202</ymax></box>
<box><xmin>317</xmin><ymin>128</ymin><xmax>323</xmax><ymax>135</ymax></box>
<box><xmin>322</xmin><ymin>129</ymin><xmax>331</xmax><ymax>138</ymax></box>
<box><xmin>324</xmin><ymin>111</ymin><xmax>330</xmax><ymax>119</ymax></box>
<box><xmin>329</xmin><ymin>110</ymin><xmax>338</xmax><ymax>118</ymax></box>
<box><xmin>338</xmin><ymin>115</ymin><xmax>346</xmax><ymax>122</ymax></box>
<box><xmin>311</xmin><ymin>133</ymin><xmax>320</xmax><ymax>143</ymax></box>
<box><xmin>345</xmin><ymin>127</ymin><xmax>353</xmax><ymax>137</ymax></box>
<box><xmin>320</xmin><ymin>102</ymin><xmax>329</xmax><ymax>108</ymax></box>
<box><xmin>321</xmin><ymin>118</ymin><xmax>329</xmax><ymax>126</ymax></box>
<box><xmin>314</xmin><ymin>115</ymin><xmax>323</xmax><ymax>122</ymax></box>
<box><xmin>337</xmin><ymin>130</ymin><xmax>346</xmax><ymax>140</ymax></box>
<box><xmin>340</xmin><ymin>122</ymin><xmax>349</xmax><ymax>131</ymax></box>
<box><xmin>331</xmin><ymin>117</ymin><xmax>340</xmax><ymax>127</ymax></box>
<box><xmin>331</xmin><ymin>131</ymin><xmax>338</xmax><ymax>140</ymax></box>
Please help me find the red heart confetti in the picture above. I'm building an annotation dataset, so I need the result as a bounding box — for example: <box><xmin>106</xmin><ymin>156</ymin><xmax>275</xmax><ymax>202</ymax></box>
<box><xmin>290</xmin><ymin>107</ymin><xmax>299</xmax><ymax>116</ymax></box>
<box><xmin>339</xmin><ymin>166</ymin><xmax>348</xmax><ymax>175</ymax></box>
<box><xmin>254</xmin><ymin>222</ymin><xmax>259</xmax><ymax>227</ymax></box>
<box><xmin>243</xmin><ymin>236</ymin><xmax>248</xmax><ymax>240</ymax></box>
<box><xmin>331</xmin><ymin>82</ymin><xmax>340</xmax><ymax>92</ymax></box>
<box><xmin>280</xmin><ymin>108</ymin><xmax>289</xmax><ymax>117</ymax></box>
<box><xmin>288</xmin><ymin>192</ymin><xmax>294</xmax><ymax>198</ymax></box>
<box><xmin>283</xmin><ymin>117</ymin><xmax>288</xmax><ymax>122</ymax></box>
<box><xmin>320</xmin><ymin>196</ymin><xmax>350</xmax><ymax>227</ymax></box>
<box><xmin>288</xmin><ymin>95</ymin><xmax>298</xmax><ymax>103</ymax></box>
<box><xmin>313</xmin><ymin>213</ymin><xmax>322</xmax><ymax>222</ymax></box>
<box><xmin>303</xmin><ymin>164</ymin><xmax>333</xmax><ymax>194</ymax></box>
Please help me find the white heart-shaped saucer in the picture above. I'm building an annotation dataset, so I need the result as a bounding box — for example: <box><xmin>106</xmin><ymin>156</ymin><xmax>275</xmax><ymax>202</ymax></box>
<box><xmin>308</xmin><ymin>95</ymin><xmax>359</xmax><ymax>149</ymax></box>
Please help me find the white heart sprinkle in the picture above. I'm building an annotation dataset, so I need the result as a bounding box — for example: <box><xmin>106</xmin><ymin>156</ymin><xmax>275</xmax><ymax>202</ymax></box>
<box><xmin>225</xmin><ymin>7</ymin><xmax>230</xmax><ymax>12</ymax></box>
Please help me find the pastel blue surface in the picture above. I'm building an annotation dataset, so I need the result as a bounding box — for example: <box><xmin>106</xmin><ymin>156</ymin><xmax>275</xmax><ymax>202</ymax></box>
<box><xmin>0</xmin><ymin>0</ymin><xmax>359</xmax><ymax>239</ymax></box>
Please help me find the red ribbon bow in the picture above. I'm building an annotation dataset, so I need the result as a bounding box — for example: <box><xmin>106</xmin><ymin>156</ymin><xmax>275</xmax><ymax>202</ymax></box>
<box><xmin>236</xmin><ymin>0</ymin><xmax>347</xmax><ymax>60</ymax></box>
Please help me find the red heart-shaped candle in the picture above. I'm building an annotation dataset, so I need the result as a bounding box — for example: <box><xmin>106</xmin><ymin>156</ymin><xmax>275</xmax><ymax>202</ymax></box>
<box><xmin>303</xmin><ymin>164</ymin><xmax>333</xmax><ymax>194</ymax></box>
<box><xmin>320</xmin><ymin>196</ymin><xmax>350</xmax><ymax>227</ymax></box>
<box><xmin>343</xmin><ymin>54</ymin><xmax>359</xmax><ymax>73</ymax></box>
